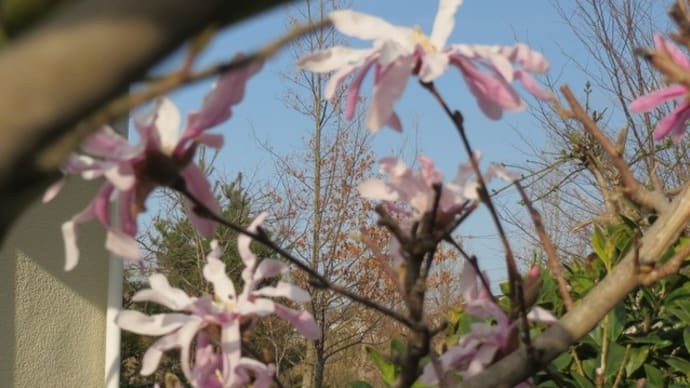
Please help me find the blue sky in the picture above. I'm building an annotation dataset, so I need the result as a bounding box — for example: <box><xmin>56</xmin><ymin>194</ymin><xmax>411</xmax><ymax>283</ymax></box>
<box><xmin>142</xmin><ymin>1</ymin><xmax>663</xmax><ymax>287</ymax></box>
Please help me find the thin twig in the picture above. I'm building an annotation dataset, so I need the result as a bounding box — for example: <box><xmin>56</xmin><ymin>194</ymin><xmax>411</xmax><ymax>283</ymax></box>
<box><xmin>420</xmin><ymin>80</ymin><xmax>532</xmax><ymax>353</ymax></box>
<box><xmin>57</xmin><ymin>19</ymin><xmax>333</xmax><ymax>173</ymax></box>
<box><xmin>444</xmin><ymin>237</ymin><xmax>499</xmax><ymax>305</ymax></box>
<box><xmin>559</xmin><ymin>85</ymin><xmax>668</xmax><ymax>213</ymax></box>
<box><xmin>612</xmin><ymin>344</ymin><xmax>631</xmax><ymax>388</ymax></box>
<box><xmin>638</xmin><ymin>242</ymin><xmax>690</xmax><ymax>286</ymax></box>
<box><xmin>515</xmin><ymin>181</ymin><xmax>574</xmax><ymax>310</ymax></box>
<box><xmin>177</xmin><ymin>183</ymin><xmax>423</xmax><ymax>331</ymax></box>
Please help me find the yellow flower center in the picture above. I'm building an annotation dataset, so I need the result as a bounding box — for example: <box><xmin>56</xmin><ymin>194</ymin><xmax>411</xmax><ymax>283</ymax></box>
<box><xmin>414</xmin><ymin>25</ymin><xmax>437</xmax><ymax>52</ymax></box>
<box><xmin>214</xmin><ymin>295</ymin><xmax>237</xmax><ymax>311</ymax></box>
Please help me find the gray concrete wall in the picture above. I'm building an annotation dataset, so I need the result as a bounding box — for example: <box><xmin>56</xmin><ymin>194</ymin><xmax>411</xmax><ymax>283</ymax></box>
<box><xmin>0</xmin><ymin>177</ymin><xmax>110</xmax><ymax>387</ymax></box>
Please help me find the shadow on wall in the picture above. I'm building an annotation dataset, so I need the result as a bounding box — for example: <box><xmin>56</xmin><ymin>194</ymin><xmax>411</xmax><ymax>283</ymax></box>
<box><xmin>0</xmin><ymin>178</ymin><xmax>110</xmax><ymax>387</ymax></box>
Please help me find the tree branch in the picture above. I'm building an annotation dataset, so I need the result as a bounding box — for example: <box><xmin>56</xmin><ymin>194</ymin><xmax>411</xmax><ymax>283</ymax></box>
<box><xmin>463</xmin><ymin>182</ymin><xmax>690</xmax><ymax>388</ymax></box>
<box><xmin>0</xmin><ymin>0</ymin><xmax>298</xmax><ymax>241</ymax></box>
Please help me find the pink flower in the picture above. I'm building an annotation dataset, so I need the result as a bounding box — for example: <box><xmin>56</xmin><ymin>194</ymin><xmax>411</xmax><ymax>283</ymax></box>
<box><xmin>419</xmin><ymin>264</ymin><xmax>556</xmax><ymax>385</ymax></box>
<box><xmin>630</xmin><ymin>35</ymin><xmax>690</xmax><ymax>141</ymax></box>
<box><xmin>297</xmin><ymin>0</ymin><xmax>551</xmax><ymax>131</ymax></box>
<box><xmin>116</xmin><ymin>215</ymin><xmax>320</xmax><ymax>387</ymax></box>
<box><xmin>46</xmin><ymin>61</ymin><xmax>262</xmax><ymax>270</ymax></box>
<box><xmin>358</xmin><ymin>154</ymin><xmax>516</xmax><ymax>228</ymax></box>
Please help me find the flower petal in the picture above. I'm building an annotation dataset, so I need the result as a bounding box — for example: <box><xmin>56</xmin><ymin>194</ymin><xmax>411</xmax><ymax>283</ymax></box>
<box><xmin>61</xmin><ymin>204</ymin><xmax>96</xmax><ymax>271</ymax></box>
<box><xmin>418</xmin><ymin>51</ymin><xmax>450</xmax><ymax>83</ymax></box>
<box><xmin>297</xmin><ymin>46</ymin><xmax>372</xmax><ymax>73</ymax></box>
<box><xmin>238</xmin><ymin>212</ymin><xmax>268</xmax><ymax>271</ymax></box>
<box><xmin>654</xmin><ymin>101</ymin><xmax>690</xmax><ymax>140</ymax></box>
<box><xmin>345</xmin><ymin>59</ymin><xmax>376</xmax><ymax>120</ymax></box>
<box><xmin>133</xmin><ymin>273</ymin><xmax>194</xmax><ymax>310</ymax></box>
<box><xmin>330</xmin><ymin>10</ymin><xmax>414</xmax><ymax>43</ymax></box>
<box><xmin>180</xmin><ymin>163</ymin><xmax>218</xmax><ymax>236</ymax></box>
<box><xmin>253</xmin><ymin>259</ymin><xmax>288</xmax><ymax>281</ymax></box>
<box><xmin>515</xmin><ymin>69</ymin><xmax>553</xmax><ymax>101</ymax></box>
<box><xmin>358</xmin><ymin>179</ymin><xmax>399</xmax><ymax>201</ymax></box>
<box><xmin>153</xmin><ymin>97</ymin><xmax>182</xmax><ymax>154</ymax></box>
<box><xmin>105</xmin><ymin>229</ymin><xmax>141</xmax><ymax>260</ymax></box>
<box><xmin>43</xmin><ymin>178</ymin><xmax>66</xmax><ymax>203</ymax></box>
<box><xmin>526</xmin><ymin>306</ymin><xmax>558</xmax><ymax>324</ymax></box>
<box><xmin>274</xmin><ymin>304</ymin><xmax>321</xmax><ymax>340</ymax></box>
<box><xmin>430</xmin><ymin>0</ymin><xmax>464</xmax><ymax>48</ymax></box>
<box><xmin>140</xmin><ymin>318</ymin><xmax>203</xmax><ymax>378</ymax></box>
<box><xmin>184</xmin><ymin>57</ymin><xmax>263</xmax><ymax>140</ymax></box>
<box><xmin>115</xmin><ymin>310</ymin><xmax>195</xmax><ymax>336</ymax></box>
<box><xmin>367</xmin><ymin>56</ymin><xmax>415</xmax><ymax>131</ymax></box>
<box><xmin>629</xmin><ymin>85</ymin><xmax>686</xmax><ymax>113</ymax></box>
<box><xmin>656</xmin><ymin>34</ymin><xmax>690</xmax><ymax>70</ymax></box>
<box><xmin>203</xmin><ymin>241</ymin><xmax>237</xmax><ymax>301</ymax></box>
<box><xmin>255</xmin><ymin>281</ymin><xmax>311</xmax><ymax>303</ymax></box>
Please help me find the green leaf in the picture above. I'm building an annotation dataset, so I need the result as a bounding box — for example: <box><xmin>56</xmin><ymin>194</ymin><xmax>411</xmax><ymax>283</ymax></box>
<box><xmin>592</xmin><ymin>226</ymin><xmax>609</xmax><ymax>269</ymax></box>
<box><xmin>684</xmin><ymin>327</ymin><xmax>690</xmax><ymax>354</ymax></box>
<box><xmin>608</xmin><ymin>303</ymin><xmax>626</xmax><ymax>341</ymax></box>
<box><xmin>604</xmin><ymin>342</ymin><xmax>626</xmax><ymax>380</ymax></box>
<box><xmin>349</xmin><ymin>381</ymin><xmax>374</xmax><ymax>388</ymax></box>
<box><xmin>667</xmin><ymin>305</ymin><xmax>690</xmax><ymax>326</ymax></box>
<box><xmin>582</xmin><ymin>358</ymin><xmax>598</xmax><ymax>380</ymax></box>
<box><xmin>551</xmin><ymin>351</ymin><xmax>573</xmax><ymax>371</ymax></box>
<box><xmin>572</xmin><ymin>371</ymin><xmax>595</xmax><ymax>388</ymax></box>
<box><xmin>643</xmin><ymin>364</ymin><xmax>665</xmax><ymax>387</ymax></box>
<box><xmin>390</xmin><ymin>338</ymin><xmax>406</xmax><ymax>354</ymax></box>
<box><xmin>366</xmin><ymin>346</ymin><xmax>396</xmax><ymax>385</ymax></box>
<box><xmin>626</xmin><ymin>346</ymin><xmax>649</xmax><ymax>377</ymax></box>
<box><xmin>666</xmin><ymin>356</ymin><xmax>690</xmax><ymax>378</ymax></box>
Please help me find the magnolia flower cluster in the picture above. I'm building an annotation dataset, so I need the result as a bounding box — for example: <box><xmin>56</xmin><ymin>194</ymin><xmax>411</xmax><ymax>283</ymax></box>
<box><xmin>116</xmin><ymin>214</ymin><xmax>320</xmax><ymax>388</ymax></box>
<box><xmin>420</xmin><ymin>265</ymin><xmax>556</xmax><ymax>385</ymax></box>
<box><xmin>359</xmin><ymin>153</ymin><xmax>516</xmax><ymax>229</ymax></box>
<box><xmin>44</xmin><ymin>59</ymin><xmax>262</xmax><ymax>270</ymax></box>
<box><xmin>298</xmin><ymin>0</ymin><xmax>552</xmax><ymax>132</ymax></box>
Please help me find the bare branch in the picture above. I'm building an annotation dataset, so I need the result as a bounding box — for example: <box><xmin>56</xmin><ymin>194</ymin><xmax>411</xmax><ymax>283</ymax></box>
<box><xmin>463</xmin><ymin>183</ymin><xmax>690</xmax><ymax>388</ymax></box>
<box><xmin>0</xmin><ymin>0</ymin><xmax>298</xmax><ymax>239</ymax></box>
<box><xmin>559</xmin><ymin>85</ymin><xmax>669</xmax><ymax>212</ymax></box>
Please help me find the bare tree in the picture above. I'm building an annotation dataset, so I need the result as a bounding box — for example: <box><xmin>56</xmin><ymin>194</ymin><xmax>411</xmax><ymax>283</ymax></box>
<box><xmin>508</xmin><ymin>0</ymin><xmax>683</xmax><ymax>262</ymax></box>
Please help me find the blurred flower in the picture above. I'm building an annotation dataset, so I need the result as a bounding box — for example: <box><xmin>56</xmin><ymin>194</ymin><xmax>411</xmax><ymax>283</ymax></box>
<box><xmin>358</xmin><ymin>153</ymin><xmax>516</xmax><ymax>228</ymax></box>
<box><xmin>630</xmin><ymin>35</ymin><xmax>690</xmax><ymax>141</ymax></box>
<box><xmin>45</xmin><ymin>60</ymin><xmax>262</xmax><ymax>270</ymax></box>
<box><xmin>297</xmin><ymin>0</ymin><xmax>551</xmax><ymax>132</ymax></box>
<box><xmin>117</xmin><ymin>215</ymin><xmax>319</xmax><ymax>387</ymax></box>
<box><xmin>419</xmin><ymin>264</ymin><xmax>556</xmax><ymax>385</ymax></box>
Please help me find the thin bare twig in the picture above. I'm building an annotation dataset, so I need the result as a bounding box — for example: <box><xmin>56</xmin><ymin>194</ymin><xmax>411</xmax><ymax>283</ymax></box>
<box><xmin>420</xmin><ymin>80</ymin><xmax>533</xmax><ymax>354</ymax></box>
<box><xmin>176</xmin><ymin>183</ymin><xmax>423</xmax><ymax>332</ymax></box>
<box><xmin>559</xmin><ymin>85</ymin><xmax>668</xmax><ymax>213</ymax></box>
<box><xmin>638</xmin><ymin>242</ymin><xmax>690</xmax><ymax>286</ymax></box>
<box><xmin>515</xmin><ymin>181</ymin><xmax>574</xmax><ymax>310</ymax></box>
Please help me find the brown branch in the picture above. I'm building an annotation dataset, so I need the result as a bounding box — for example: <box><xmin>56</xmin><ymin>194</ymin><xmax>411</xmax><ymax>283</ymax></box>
<box><xmin>515</xmin><ymin>182</ymin><xmax>574</xmax><ymax>311</ymax></box>
<box><xmin>178</xmin><ymin>183</ymin><xmax>424</xmax><ymax>332</ymax></box>
<box><xmin>420</xmin><ymin>79</ymin><xmax>533</xmax><ymax>355</ymax></box>
<box><xmin>638</xmin><ymin>241</ymin><xmax>690</xmax><ymax>286</ymax></box>
<box><xmin>0</xmin><ymin>0</ymin><xmax>300</xmax><ymax>242</ymax></box>
<box><xmin>463</xmin><ymin>183</ymin><xmax>690</xmax><ymax>388</ymax></box>
<box><xmin>559</xmin><ymin>85</ymin><xmax>669</xmax><ymax>213</ymax></box>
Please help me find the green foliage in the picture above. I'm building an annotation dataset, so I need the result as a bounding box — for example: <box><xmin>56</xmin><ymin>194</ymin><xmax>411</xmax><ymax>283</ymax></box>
<box><xmin>352</xmin><ymin>339</ymin><xmax>428</xmax><ymax>388</ymax></box>
<box><xmin>533</xmin><ymin>221</ymin><xmax>690</xmax><ymax>387</ymax></box>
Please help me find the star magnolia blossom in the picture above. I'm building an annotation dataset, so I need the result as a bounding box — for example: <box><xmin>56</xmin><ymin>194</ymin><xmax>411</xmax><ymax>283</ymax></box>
<box><xmin>358</xmin><ymin>154</ymin><xmax>516</xmax><ymax>228</ymax></box>
<box><xmin>419</xmin><ymin>265</ymin><xmax>556</xmax><ymax>386</ymax></box>
<box><xmin>630</xmin><ymin>35</ymin><xmax>690</xmax><ymax>141</ymax></box>
<box><xmin>116</xmin><ymin>214</ymin><xmax>320</xmax><ymax>388</ymax></box>
<box><xmin>44</xmin><ymin>60</ymin><xmax>262</xmax><ymax>270</ymax></box>
<box><xmin>297</xmin><ymin>0</ymin><xmax>551</xmax><ymax>132</ymax></box>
